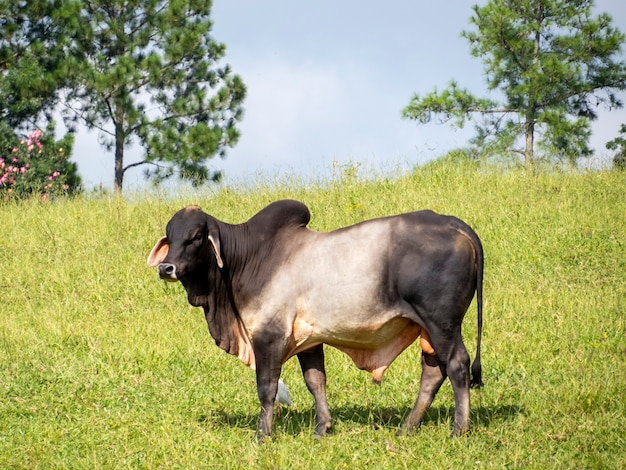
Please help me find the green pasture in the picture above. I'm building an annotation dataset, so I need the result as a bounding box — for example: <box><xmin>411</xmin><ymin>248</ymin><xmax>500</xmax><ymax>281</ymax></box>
<box><xmin>1</xmin><ymin>162</ymin><xmax>624</xmax><ymax>468</ymax></box>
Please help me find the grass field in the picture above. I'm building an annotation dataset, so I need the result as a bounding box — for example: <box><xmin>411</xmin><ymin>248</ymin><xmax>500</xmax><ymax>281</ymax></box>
<box><xmin>1</xmin><ymin>162</ymin><xmax>625</xmax><ymax>468</ymax></box>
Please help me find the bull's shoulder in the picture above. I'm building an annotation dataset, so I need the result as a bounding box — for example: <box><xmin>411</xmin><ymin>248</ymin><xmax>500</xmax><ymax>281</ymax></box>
<box><xmin>247</xmin><ymin>200</ymin><xmax>311</xmax><ymax>234</ymax></box>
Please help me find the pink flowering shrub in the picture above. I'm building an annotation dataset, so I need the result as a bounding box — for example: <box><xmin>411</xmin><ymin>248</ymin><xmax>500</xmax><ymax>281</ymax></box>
<box><xmin>0</xmin><ymin>127</ymin><xmax>81</xmax><ymax>201</ymax></box>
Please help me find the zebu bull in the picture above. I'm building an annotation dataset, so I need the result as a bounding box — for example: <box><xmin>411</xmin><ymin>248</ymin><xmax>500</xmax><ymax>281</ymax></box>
<box><xmin>147</xmin><ymin>200</ymin><xmax>484</xmax><ymax>439</ymax></box>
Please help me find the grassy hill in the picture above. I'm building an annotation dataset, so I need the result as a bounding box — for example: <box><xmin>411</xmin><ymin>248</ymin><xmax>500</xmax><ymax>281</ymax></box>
<box><xmin>1</xmin><ymin>162</ymin><xmax>624</xmax><ymax>468</ymax></box>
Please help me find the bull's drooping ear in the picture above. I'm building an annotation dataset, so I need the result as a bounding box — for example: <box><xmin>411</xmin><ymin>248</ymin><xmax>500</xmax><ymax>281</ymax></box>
<box><xmin>208</xmin><ymin>229</ymin><xmax>224</xmax><ymax>268</ymax></box>
<box><xmin>147</xmin><ymin>236</ymin><xmax>169</xmax><ymax>267</ymax></box>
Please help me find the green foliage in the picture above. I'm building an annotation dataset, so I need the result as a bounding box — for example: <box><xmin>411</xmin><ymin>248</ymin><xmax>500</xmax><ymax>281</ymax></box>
<box><xmin>0</xmin><ymin>0</ymin><xmax>83</xmax><ymax>183</ymax></box>
<box><xmin>403</xmin><ymin>0</ymin><xmax>626</xmax><ymax>167</ymax></box>
<box><xmin>0</xmin><ymin>0</ymin><xmax>82</xmax><ymax>125</ymax></box>
<box><xmin>0</xmin><ymin>164</ymin><xmax>624</xmax><ymax>467</ymax></box>
<box><xmin>403</xmin><ymin>80</ymin><xmax>497</xmax><ymax>127</ymax></box>
<box><xmin>606</xmin><ymin>123</ymin><xmax>626</xmax><ymax>170</ymax></box>
<box><xmin>1</xmin><ymin>0</ymin><xmax>245</xmax><ymax>193</ymax></box>
<box><xmin>0</xmin><ymin>123</ymin><xmax>81</xmax><ymax>200</ymax></box>
<box><xmin>62</xmin><ymin>0</ymin><xmax>246</xmax><ymax>192</ymax></box>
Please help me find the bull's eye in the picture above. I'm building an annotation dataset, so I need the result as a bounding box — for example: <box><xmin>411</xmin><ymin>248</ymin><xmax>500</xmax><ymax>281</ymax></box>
<box><xmin>184</xmin><ymin>232</ymin><xmax>204</xmax><ymax>246</ymax></box>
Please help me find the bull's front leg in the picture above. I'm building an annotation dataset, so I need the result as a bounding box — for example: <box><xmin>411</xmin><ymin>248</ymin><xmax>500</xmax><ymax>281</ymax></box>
<box><xmin>252</xmin><ymin>332</ymin><xmax>286</xmax><ymax>441</ymax></box>
<box><xmin>297</xmin><ymin>344</ymin><xmax>331</xmax><ymax>438</ymax></box>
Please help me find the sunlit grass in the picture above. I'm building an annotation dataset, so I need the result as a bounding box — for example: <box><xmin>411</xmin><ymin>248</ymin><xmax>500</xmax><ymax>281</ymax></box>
<box><xmin>1</xmin><ymin>162</ymin><xmax>624</xmax><ymax>468</ymax></box>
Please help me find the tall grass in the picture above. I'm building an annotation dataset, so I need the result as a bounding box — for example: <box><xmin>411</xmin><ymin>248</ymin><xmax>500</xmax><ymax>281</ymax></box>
<box><xmin>1</xmin><ymin>162</ymin><xmax>624</xmax><ymax>468</ymax></box>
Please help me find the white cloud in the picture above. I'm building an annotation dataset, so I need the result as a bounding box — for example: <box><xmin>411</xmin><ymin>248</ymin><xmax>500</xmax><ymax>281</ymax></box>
<box><xmin>233</xmin><ymin>59</ymin><xmax>347</xmax><ymax>160</ymax></box>
<box><xmin>215</xmin><ymin>55</ymin><xmax>470</xmax><ymax>182</ymax></box>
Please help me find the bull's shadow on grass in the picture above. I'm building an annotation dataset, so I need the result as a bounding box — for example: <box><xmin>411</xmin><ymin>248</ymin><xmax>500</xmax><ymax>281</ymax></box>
<box><xmin>329</xmin><ymin>403</ymin><xmax>523</xmax><ymax>430</ymax></box>
<box><xmin>199</xmin><ymin>402</ymin><xmax>524</xmax><ymax>436</ymax></box>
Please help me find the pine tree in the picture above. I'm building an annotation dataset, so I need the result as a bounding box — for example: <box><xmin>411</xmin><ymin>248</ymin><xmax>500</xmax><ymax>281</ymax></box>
<box><xmin>62</xmin><ymin>0</ymin><xmax>246</xmax><ymax>192</ymax></box>
<box><xmin>403</xmin><ymin>0</ymin><xmax>626</xmax><ymax>168</ymax></box>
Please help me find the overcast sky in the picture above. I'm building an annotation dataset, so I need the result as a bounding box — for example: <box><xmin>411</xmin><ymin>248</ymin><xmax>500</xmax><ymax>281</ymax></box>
<box><xmin>71</xmin><ymin>0</ymin><xmax>626</xmax><ymax>189</ymax></box>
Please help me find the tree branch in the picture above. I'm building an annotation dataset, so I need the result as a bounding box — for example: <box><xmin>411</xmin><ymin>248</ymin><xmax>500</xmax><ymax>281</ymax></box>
<box><xmin>123</xmin><ymin>159</ymin><xmax>168</xmax><ymax>173</ymax></box>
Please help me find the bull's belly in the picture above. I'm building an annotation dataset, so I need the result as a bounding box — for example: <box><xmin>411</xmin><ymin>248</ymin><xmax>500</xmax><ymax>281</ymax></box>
<box><xmin>315</xmin><ymin>315</ymin><xmax>417</xmax><ymax>349</ymax></box>
<box><xmin>330</xmin><ymin>318</ymin><xmax>422</xmax><ymax>383</ymax></box>
<box><xmin>286</xmin><ymin>308</ymin><xmax>426</xmax><ymax>383</ymax></box>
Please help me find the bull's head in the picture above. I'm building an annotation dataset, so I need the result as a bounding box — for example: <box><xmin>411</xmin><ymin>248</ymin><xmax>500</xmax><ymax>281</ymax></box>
<box><xmin>147</xmin><ymin>206</ymin><xmax>224</xmax><ymax>286</ymax></box>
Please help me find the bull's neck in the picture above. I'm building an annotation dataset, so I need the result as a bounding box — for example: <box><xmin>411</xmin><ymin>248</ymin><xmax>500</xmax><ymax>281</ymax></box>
<box><xmin>219</xmin><ymin>222</ymin><xmax>276</xmax><ymax>301</ymax></box>
<box><xmin>202</xmin><ymin>222</ymin><xmax>256</xmax><ymax>359</ymax></box>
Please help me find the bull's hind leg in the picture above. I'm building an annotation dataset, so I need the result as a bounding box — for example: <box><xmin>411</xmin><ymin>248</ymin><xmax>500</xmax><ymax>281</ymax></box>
<box><xmin>297</xmin><ymin>345</ymin><xmax>331</xmax><ymax>437</ymax></box>
<box><xmin>418</xmin><ymin>327</ymin><xmax>472</xmax><ymax>437</ymax></box>
<box><xmin>446</xmin><ymin>340</ymin><xmax>471</xmax><ymax>437</ymax></box>
<box><xmin>397</xmin><ymin>352</ymin><xmax>446</xmax><ymax>436</ymax></box>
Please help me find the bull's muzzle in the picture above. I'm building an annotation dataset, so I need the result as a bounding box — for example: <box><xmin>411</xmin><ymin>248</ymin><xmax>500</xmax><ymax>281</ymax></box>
<box><xmin>158</xmin><ymin>263</ymin><xmax>178</xmax><ymax>281</ymax></box>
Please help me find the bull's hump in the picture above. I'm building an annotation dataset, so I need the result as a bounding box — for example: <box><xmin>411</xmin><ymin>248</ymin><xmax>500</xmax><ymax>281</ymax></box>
<box><xmin>247</xmin><ymin>200</ymin><xmax>311</xmax><ymax>232</ymax></box>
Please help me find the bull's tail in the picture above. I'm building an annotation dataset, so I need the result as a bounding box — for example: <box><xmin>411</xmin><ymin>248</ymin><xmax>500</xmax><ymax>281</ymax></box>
<box><xmin>470</xmin><ymin>229</ymin><xmax>484</xmax><ymax>389</ymax></box>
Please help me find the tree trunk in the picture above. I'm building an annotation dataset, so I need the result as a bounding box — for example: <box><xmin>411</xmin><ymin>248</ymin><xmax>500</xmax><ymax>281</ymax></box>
<box><xmin>524</xmin><ymin>26</ymin><xmax>541</xmax><ymax>170</ymax></box>
<box><xmin>114</xmin><ymin>109</ymin><xmax>125</xmax><ymax>194</ymax></box>
<box><xmin>525</xmin><ymin>118</ymin><xmax>534</xmax><ymax>169</ymax></box>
